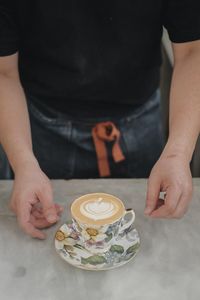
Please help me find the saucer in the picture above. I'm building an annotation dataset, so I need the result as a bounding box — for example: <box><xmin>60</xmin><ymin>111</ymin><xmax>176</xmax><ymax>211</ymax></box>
<box><xmin>55</xmin><ymin>220</ymin><xmax>140</xmax><ymax>271</ymax></box>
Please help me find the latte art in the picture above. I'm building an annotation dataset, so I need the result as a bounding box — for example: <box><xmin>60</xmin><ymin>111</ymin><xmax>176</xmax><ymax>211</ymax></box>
<box><xmin>80</xmin><ymin>199</ymin><xmax>117</xmax><ymax>220</ymax></box>
<box><xmin>71</xmin><ymin>193</ymin><xmax>125</xmax><ymax>226</ymax></box>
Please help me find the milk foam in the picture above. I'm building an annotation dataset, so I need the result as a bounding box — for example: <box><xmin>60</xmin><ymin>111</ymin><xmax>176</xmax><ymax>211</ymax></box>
<box><xmin>80</xmin><ymin>197</ymin><xmax>118</xmax><ymax>220</ymax></box>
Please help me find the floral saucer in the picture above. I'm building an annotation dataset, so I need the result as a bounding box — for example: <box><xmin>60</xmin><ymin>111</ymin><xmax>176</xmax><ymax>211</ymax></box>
<box><xmin>55</xmin><ymin>220</ymin><xmax>140</xmax><ymax>271</ymax></box>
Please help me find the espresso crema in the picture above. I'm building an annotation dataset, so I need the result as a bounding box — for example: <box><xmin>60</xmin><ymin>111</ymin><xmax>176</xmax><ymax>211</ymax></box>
<box><xmin>71</xmin><ymin>193</ymin><xmax>125</xmax><ymax>226</ymax></box>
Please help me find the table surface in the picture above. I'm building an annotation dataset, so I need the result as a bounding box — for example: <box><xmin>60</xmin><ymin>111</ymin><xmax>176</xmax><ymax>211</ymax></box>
<box><xmin>0</xmin><ymin>179</ymin><xmax>200</xmax><ymax>300</ymax></box>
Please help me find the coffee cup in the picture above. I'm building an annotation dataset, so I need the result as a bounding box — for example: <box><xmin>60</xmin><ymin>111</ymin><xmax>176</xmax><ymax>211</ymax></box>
<box><xmin>71</xmin><ymin>193</ymin><xmax>135</xmax><ymax>253</ymax></box>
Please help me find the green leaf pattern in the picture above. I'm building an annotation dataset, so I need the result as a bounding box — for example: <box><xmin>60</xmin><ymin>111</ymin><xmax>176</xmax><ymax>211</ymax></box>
<box><xmin>110</xmin><ymin>245</ymin><xmax>124</xmax><ymax>254</ymax></box>
<box><xmin>126</xmin><ymin>243</ymin><xmax>140</xmax><ymax>255</ymax></box>
<box><xmin>81</xmin><ymin>255</ymin><xmax>107</xmax><ymax>265</ymax></box>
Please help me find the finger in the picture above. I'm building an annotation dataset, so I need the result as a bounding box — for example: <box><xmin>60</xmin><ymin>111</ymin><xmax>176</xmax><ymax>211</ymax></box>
<box><xmin>32</xmin><ymin>203</ymin><xmax>64</xmax><ymax>219</ymax></box>
<box><xmin>154</xmin><ymin>198</ymin><xmax>165</xmax><ymax>210</ymax></box>
<box><xmin>31</xmin><ymin>209</ymin><xmax>45</xmax><ymax>219</ymax></box>
<box><xmin>37</xmin><ymin>187</ymin><xmax>58</xmax><ymax>223</ymax></box>
<box><xmin>30</xmin><ymin>215</ymin><xmax>56</xmax><ymax>229</ymax></box>
<box><xmin>150</xmin><ymin>186</ymin><xmax>182</xmax><ymax>218</ymax></box>
<box><xmin>21</xmin><ymin>221</ymin><xmax>46</xmax><ymax>239</ymax></box>
<box><xmin>32</xmin><ymin>203</ymin><xmax>63</xmax><ymax>213</ymax></box>
<box><xmin>145</xmin><ymin>175</ymin><xmax>161</xmax><ymax>215</ymax></box>
<box><xmin>32</xmin><ymin>203</ymin><xmax>43</xmax><ymax>213</ymax></box>
<box><xmin>171</xmin><ymin>189</ymin><xmax>192</xmax><ymax>219</ymax></box>
<box><xmin>55</xmin><ymin>203</ymin><xmax>64</xmax><ymax>213</ymax></box>
<box><xmin>31</xmin><ymin>202</ymin><xmax>44</xmax><ymax>219</ymax></box>
<box><xmin>17</xmin><ymin>201</ymin><xmax>45</xmax><ymax>239</ymax></box>
<box><xmin>9</xmin><ymin>200</ymin><xmax>17</xmax><ymax>213</ymax></box>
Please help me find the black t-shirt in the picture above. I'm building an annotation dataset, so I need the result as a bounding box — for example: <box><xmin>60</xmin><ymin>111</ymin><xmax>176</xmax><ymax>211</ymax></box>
<box><xmin>0</xmin><ymin>1</ymin><xmax>200</xmax><ymax>116</ymax></box>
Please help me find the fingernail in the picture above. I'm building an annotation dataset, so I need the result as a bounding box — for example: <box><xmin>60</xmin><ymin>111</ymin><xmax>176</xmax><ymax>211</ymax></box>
<box><xmin>47</xmin><ymin>214</ymin><xmax>57</xmax><ymax>223</ymax></box>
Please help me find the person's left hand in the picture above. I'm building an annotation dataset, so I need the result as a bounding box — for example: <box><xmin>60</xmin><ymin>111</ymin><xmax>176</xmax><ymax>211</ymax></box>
<box><xmin>145</xmin><ymin>154</ymin><xmax>193</xmax><ymax>219</ymax></box>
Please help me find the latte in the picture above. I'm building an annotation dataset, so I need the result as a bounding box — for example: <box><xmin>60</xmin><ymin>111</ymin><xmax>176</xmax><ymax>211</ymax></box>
<box><xmin>71</xmin><ymin>193</ymin><xmax>125</xmax><ymax>226</ymax></box>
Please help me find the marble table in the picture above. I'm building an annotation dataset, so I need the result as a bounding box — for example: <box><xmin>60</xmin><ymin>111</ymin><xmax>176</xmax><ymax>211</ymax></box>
<box><xmin>0</xmin><ymin>179</ymin><xmax>200</xmax><ymax>300</ymax></box>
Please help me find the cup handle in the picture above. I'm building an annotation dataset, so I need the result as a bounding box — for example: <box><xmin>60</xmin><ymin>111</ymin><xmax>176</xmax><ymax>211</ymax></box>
<box><xmin>119</xmin><ymin>209</ymin><xmax>135</xmax><ymax>234</ymax></box>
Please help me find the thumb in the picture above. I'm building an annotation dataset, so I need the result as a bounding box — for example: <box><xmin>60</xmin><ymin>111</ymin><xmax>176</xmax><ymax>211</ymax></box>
<box><xmin>145</xmin><ymin>173</ymin><xmax>161</xmax><ymax>215</ymax></box>
<box><xmin>37</xmin><ymin>185</ymin><xmax>58</xmax><ymax>223</ymax></box>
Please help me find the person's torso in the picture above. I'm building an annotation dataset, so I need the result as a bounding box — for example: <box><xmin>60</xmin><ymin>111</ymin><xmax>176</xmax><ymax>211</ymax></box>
<box><xmin>12</xmin><ymin>1</ymin><xmax>164</xmax><ymax>112</ymax></box>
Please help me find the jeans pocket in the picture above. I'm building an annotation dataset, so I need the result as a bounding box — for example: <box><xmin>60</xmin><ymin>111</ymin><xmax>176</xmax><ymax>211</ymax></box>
<box><xmin>28</xmin><ymin>101</ymin><xmax>64</xmax><ymax>126</ymax></box>
<box><xmin>28</xmin><ymin>100</ymin><xmax>73</xmax><ymax>144</ymax></box>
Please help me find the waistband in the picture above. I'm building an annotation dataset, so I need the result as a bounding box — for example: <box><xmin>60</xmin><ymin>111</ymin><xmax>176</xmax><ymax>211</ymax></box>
<box><xmin>27</xmin><ymin>89</ymin><xmax>160</xmax><ymax>126</ymax></box>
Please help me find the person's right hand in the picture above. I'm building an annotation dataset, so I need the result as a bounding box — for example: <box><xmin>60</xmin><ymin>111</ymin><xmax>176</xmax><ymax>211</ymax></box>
<box><xmin>10</xmin><ymin>160</ymin><xmax>63</xmax><ymax>239</ymax></box>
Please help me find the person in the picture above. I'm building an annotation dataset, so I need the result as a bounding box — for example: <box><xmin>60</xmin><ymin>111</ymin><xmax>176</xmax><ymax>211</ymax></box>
<box><xmin>0</xmin><ymin>1</ymin><xmax>200</xmax><ymax>239</ymax></box>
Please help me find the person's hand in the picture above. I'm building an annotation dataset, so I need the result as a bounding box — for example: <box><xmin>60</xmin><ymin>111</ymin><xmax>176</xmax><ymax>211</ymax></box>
<box><xmin>145</xmin><ymin>154</ymin><xmax>193</xmax><ymax>219</ymax></box>
<box><xmin>10</xmin><ymin>160</ymin><xmax>63</xmax><ymax>239</ymax></box>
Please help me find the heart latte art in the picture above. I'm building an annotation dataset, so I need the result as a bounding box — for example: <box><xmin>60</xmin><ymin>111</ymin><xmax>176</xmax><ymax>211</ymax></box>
<box><xmin>80</xmin><ymin>198</ymin><xmax>117</xmax><ymax>220</ymax></box>
<box><xmin>71</xmin><ymin>193</ymin><xmax>125</xmax><ymax>225</ymax></box>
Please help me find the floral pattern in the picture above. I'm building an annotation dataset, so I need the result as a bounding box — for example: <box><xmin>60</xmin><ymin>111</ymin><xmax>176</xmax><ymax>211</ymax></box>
<box><xmin>55</xmin><ymin>221</ymin><xmax>140</xmax><ymax>270</ymax></box>
<box><xmin>82</xmin><ymin>228</ymin><xmax>107</xmax><ymax>243</ymax></box>
<box><xmin>55</xmin><ymin>223</ymin><xmax>80</xmax><ymax>250</ymax></box>
<box><xmin>71</xmin><ymin>218</ymin><xmax>125</xmax><ymax>253</ymax></box>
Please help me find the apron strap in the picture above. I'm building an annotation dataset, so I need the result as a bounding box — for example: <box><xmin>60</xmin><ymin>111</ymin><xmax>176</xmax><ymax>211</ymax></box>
<box><xmin>92</xmin><ymin>121</ymin><xmax>125</xmax><ymax>177</ymax></box>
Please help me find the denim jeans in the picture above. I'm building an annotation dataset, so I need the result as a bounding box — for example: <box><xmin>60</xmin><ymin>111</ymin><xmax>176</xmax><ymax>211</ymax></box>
<box><xmin>27</xmin><ymin>89</ymin><xmax>164</xmax><ymax>179</ymax></box>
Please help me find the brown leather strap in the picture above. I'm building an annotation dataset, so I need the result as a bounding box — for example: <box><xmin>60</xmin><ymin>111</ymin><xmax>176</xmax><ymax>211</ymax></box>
<box><xmin>92</xmin><ymin>122</ymin><xmax>125</xmax><ymax>177</ymax></box>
